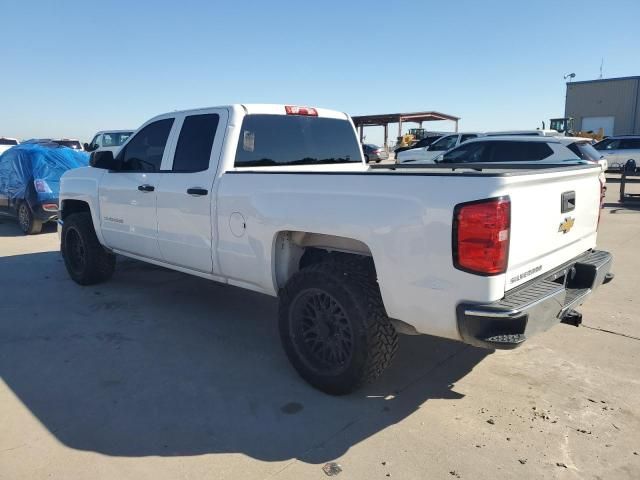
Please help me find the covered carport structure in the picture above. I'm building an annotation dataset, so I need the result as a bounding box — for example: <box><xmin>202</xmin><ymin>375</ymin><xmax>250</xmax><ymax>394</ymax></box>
<box><xmin>351</xmin><ymin>111</ymin><xmax>460</xmax><ymax>150</ymax></box>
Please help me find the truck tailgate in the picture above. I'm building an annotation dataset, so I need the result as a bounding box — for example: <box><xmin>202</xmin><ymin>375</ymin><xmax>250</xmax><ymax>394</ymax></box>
<box><xmin>505</xmin><ymin>167</ymin><xmax>601</xmax><ymax>291</ymax></box>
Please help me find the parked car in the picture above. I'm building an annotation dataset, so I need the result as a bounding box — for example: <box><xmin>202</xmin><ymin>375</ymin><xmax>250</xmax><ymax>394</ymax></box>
<box><xmin>594</xmin><ymin>135</ymin><xmax>640</xmax><ymax>171</ymax></box>
<box><xmin>0</xmin><ymin>137</ymin><xmax>19</xmax><ymax>155</ymax></box>
<box><xmin>437</xmin><ymin>136</ymin><xmax>604</xmax><ymax>168</ymax></box>
<box><xmin>394</xmin><ymin>135</ymin><xmax>442</xmax><ymax>155</ymax></box>
<box><xmin>396</xmin><ymin>132</ymin><xmax>483</xmax><ymax>163</ymax></box>
<box><xmin>0</xmin><ymin>140</ymin><xmax>88</xmax><ymax>234</ymax></box>
<box><xmin>362</xmin><ymin>143</ymin><xmax>389</xmax><ymax>163</ymax></box>
<box><xmin>59</xmin><ymin>104</ymin><xmax>611</xmax><ymax>394</ymax></box>
<box><xmin>84</xmin><ymin>130</ymin><xmax>134</xmax><ymax>155</ymax></box>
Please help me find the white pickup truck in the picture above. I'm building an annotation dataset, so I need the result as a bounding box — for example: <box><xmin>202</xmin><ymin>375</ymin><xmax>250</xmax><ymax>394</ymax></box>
<box><xmin>58</xmin><ymin>104</ymin><xmax>613</xmax><ymax>394</ymax></box>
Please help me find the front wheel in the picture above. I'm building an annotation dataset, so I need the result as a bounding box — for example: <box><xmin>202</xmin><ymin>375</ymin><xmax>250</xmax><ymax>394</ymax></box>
<box><xmin>279</xmin><ymin>259</ymin><xmax>398</xmax><ymax>395</ymax></box>
<box><xmin>61</xmin><ymin>212</ymin><xmax>115</xmax><ymax>285</ymax></box>
<box><xmin>17</xmin><ymin>202</ymin><xmax>42</xmax><ymax>235</ymax></box>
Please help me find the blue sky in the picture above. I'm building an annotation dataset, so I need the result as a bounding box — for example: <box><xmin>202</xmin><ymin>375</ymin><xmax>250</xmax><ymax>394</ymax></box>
<box><xmin>1</xmin><ymin>0</ymin><xmax>639</xmax><ymax>145</ymax></box>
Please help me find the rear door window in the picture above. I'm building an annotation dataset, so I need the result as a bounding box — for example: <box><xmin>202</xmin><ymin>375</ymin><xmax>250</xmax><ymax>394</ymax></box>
<box><xmin>620</xmin><ymin>138</ymin><xmax>640</xmax><ymax>150</ymax></box>
<box><xmin>118</xmin><ymin>118</ymin><xmax>174</xmax><ymax>172</ymax></box>
<box><xmin>172</xmin><ymin>114</ymin><xmax>220</xmax><ymax>172</ymax></box>
<box><xmin>594</xmin><ymin>139</ymin><xmax>621</xmax><ymax>150</ymax></box>
<box><xmin>460</xmin><ymin>134</ymin><xmax>478</xmax><ymax>143</ymax></box>
<box><xmin>235</xmin><ymin>115</ymin><xmax>361</xmax><ymax>167</ymax></box>
<box><xmin>442</xmin><ymin>142</ymin><xmax>488</xmax><ymax>163</ymax></box>
<box><xmin>487</xmin><ymin>141</ymin><xmax>554</xmax><ymax>162</ymax></box>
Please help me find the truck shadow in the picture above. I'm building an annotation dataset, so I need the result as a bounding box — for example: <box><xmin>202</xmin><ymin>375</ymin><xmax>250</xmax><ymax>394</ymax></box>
<box><xmin>0</xmin><ymin>250</ymin><xmax>490</xmax><ymax>463</ymax></box>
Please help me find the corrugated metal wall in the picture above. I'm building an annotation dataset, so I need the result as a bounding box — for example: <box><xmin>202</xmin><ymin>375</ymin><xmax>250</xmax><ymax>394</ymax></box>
<box><xmin>564</xmin><ymin>77</ymin><xmax>640</xmax><ymax>135</ymax></box>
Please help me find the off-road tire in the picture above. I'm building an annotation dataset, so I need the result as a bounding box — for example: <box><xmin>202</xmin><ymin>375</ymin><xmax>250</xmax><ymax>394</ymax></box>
<box><xmin>61</xmin><ymin>212</ymin><xmax>115</xmax><ymax>285</ymax></box>
<box><xmin>279</xmin><ymin>258</ymin><xmax>398</xmax><ymax>395</ymax></box>
<box><xmin>17</xmin><ymin>202</ymin><xmax>42</xmax><ymax>235</ymax></box>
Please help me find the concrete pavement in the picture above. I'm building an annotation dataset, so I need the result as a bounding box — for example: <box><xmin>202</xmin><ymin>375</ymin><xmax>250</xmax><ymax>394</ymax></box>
<box><xmin>0</xmin><ymin>179</ymin><xmax>638</xmax><ymax>479</ymax></box>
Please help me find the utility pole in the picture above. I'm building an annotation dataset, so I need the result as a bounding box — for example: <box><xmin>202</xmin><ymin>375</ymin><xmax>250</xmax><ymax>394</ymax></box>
<box><xmin>599</xmin><ymin>58</ymin><xmax>604</xmax><ymax>79</ymax></box>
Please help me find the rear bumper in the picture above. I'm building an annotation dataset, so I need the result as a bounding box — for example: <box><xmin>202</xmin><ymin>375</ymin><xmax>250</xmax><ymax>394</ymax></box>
<box><xmin>33</xmin><ymin>205</ymin><xmax>58</xmax><ymax>222</ymax></box>
<box><xmin>457</xmin><ymin>250</ymin><xmax>613</xmax><ymax>350</ymax></box>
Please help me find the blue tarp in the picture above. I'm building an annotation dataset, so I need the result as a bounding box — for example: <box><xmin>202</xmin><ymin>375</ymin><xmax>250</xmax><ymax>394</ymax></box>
<box><xmin>0</xmin><ymin>142</ymin><xmax>89</xmax><ymax>203</ymax></box>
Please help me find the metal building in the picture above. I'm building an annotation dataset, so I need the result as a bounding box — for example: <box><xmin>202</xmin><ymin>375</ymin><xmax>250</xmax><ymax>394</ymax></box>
<box><xmin>564</xmin><ymin>76</ymin><xmax>640</xmax><ymax>136</ymax></box>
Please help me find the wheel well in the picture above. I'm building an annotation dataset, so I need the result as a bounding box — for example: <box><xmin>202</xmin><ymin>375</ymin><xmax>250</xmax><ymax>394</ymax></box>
<box><xmin>273</xmin><ymin>231</ymin><xmax>374</xmax><ymax>289</ymax></box>
<box><xmin>60</xmin><ymin>199</ymin><xmax>90</xmax><ymax>221</ymax></box>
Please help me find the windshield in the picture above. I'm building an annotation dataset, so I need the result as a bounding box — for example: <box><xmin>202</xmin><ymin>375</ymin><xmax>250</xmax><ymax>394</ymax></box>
<box><xmin>567</xmin><ymin>142</ymin><xmax>602</xmax><ymax>161</ymax></box>
<box><xmin>235</xmin><ymin>115</ymin><xmax>362</xmax><ymax>167</ymax></box>
<box><xmin>103</xmin><ymin>132</ymin><xmax>133</xmax><ymax>147</ymax></box>
<box><xmin>0</xmin><ymin>138</ymin><xmax>18</xmax><ymax>145</ymax></box>
<box><xmin>56</xmin><ymin>140</ymin><xmax>82</xmax><ymax>150</ymax></box>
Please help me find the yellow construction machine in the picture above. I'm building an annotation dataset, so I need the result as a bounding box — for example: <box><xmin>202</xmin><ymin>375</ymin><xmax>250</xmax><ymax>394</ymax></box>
<box><xmin>548</xmin><ymin>117</ymin><xmax>605</xmax><ymax>141</ymax></box>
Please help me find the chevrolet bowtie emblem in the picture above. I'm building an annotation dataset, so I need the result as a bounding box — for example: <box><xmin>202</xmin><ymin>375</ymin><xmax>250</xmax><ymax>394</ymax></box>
<box><xmin>558</xmin><ymin>217</ymin><xmax>575</xmax><ymax>234</ymax></box>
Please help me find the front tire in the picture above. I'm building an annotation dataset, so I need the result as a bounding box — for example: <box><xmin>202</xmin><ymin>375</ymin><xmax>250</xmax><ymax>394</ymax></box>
<box><xmin>17</xmin><ymin>202</ymin><xmax>42</xmax><ymax>235</ymax></box>
<box><xmin>279</xmin><ymin>259</ymin><xmax>398</xmax><ymax>395</ymax></box>
<box><xmin>61</xmin><ymin>212</ymin><xmax>115</xmax><ymax>285</ymax></box>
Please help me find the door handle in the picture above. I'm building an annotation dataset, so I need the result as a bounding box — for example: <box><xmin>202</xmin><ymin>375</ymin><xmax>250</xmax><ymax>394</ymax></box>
<box><xmin>187</xmin><ymin>187</ymin><xmax>208</xmax><ymax>196</ymax></box>
<box><xmin>561</xmin><ymin>190</ymin><xmax>575</xmax><ymax>213</ymax></box>
<box><xmin>138</xmin><ymin>184</ymin><xmax>155</xmax><ymax>192</ymax></box>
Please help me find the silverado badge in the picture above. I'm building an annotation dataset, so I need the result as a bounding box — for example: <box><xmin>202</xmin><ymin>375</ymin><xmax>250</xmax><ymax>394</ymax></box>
<box><xmin>558</xmin><ymin>217</ymin><xmax>575</xmax><ymax>234</ymax></box>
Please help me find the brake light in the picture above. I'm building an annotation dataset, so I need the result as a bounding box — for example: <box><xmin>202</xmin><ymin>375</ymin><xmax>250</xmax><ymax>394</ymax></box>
<box><xmin>285</xmin><ymin>105</ymin><xmax>318</xmax><ymax>116</ymax></box>
<box><xmin>42</xmin><ymin>203</ymin><xmax>58</xmax><ymax>212</ymax></box>
<box><xmin>34</xmin><ymin>179</ymin><xmax>52</xmax><ymax>193</ymax></box>
<box><xmin>453</xmin><ymin>197</ymin><xmax>511</xmax><ymax>275</ymax></box>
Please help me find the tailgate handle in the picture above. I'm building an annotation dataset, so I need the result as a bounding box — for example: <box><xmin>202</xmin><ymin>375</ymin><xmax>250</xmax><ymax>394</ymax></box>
<box><xmin>561</xmin><ymin>191</ymin><xmax>575</xmax><ymax>213</ymax></box>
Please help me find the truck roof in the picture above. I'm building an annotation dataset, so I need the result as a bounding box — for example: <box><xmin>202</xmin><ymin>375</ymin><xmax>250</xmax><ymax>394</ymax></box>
<box><xmin>146</xmin><ymin>104</ymin><xmax>350</xmax><ymax>123</ymax></box>
<box><xmin>94</xmin><ymin>129</ymin><xmax>134</xmax><ymax>135</ymax></box>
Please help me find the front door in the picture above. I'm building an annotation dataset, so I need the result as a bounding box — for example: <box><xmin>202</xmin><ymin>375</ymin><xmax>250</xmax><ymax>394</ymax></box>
<box><xmin>156</xmin><ymin>109</ymin><xmax>227</xmax><ymax>273</ymax></box>
<box><xmin>99</xmin><ymin>118</ymin><xmax>175</xmax><ymax>260</ymax></box>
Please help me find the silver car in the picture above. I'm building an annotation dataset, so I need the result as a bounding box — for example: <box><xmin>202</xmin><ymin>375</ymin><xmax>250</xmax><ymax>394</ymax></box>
<box><xmin>594</xmin><ymin>136</ymin><xmax>640</xmax><ymax>171</ymax></box>
<box><xmin>362</xmin><ymin>143</ymin><xmax>389</xmax><ymax>163</ymax></box>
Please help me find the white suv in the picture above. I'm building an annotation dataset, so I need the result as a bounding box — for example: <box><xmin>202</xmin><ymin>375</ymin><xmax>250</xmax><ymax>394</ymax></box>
<box><xmin>594</xmin><ymin>135</ymin><xmax>640</xmax><ymax>171</ymax></box>
<box><xmin>85</xmin><ymin>130</ymin><xmax>134</xmax><ymax>155</ymax></box>
<box><xmin>436</xmin><ymin>136</ymin><xmax>604</xmax><ymax>168</ymax></box>
<box><xmin>396</xmin><ymin>132</ymin><xmax>482</xmax><ymax>163</ymax></box>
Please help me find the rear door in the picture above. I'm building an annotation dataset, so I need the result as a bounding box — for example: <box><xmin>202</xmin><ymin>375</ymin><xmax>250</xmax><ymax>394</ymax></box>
<box><xmin>504</xmin><ymin>167</ymin><xmax>602</xmax><ymax>290</ymax></box>
<box><xmin>596</xmin><ymin>138</ymin><xmax>623</xmax><ymax>168</ymax></box>
<box><xmin>155</xmin><ymin>109</ymin><xmax>228</xmax><ymax>273</ymax></box>
<box><xmin>619</xmin><ymin>138</ymin><xmax>640</xmax><ymax>163</ymax></box>
<box><xmin>99</xmin><ymin>118</ymin><xmax>175</xmax><ymax>259</ymax></box>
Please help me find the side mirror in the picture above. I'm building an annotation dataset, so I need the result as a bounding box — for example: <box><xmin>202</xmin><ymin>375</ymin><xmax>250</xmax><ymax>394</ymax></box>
<box><xmin>83</xmin><ymin>142</ymin><xmax>90</xmax><ymax>151</ymax></box>
<box><xmin>90</xmin><ymin>150</ymin><xmax>121</xmax><ymax>170</ymax></box>
<box><xmin>434</xmin><ymin>154</ymin><xmax>444</xmax><ymax>163</ymax></box>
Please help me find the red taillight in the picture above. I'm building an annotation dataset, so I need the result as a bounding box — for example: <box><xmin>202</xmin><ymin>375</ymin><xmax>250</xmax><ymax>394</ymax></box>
<box><xmin>453</xmin><ymin>197</ymin><xmax>511</xmax><ymax>275</ymax></box>
<box><xmin>34</xmin><ymin>179</ymin><xmax>51</xmax><ymax>193</ymax></box>
<box><xmin>42</xmin><ymin>203</ymin><xmax>58</xmax><ymax>212</ymax></box>
<box><xmin>285</xmin><ymin>105</ymin><xmax>318</xmax><ymax>116</ymax></box>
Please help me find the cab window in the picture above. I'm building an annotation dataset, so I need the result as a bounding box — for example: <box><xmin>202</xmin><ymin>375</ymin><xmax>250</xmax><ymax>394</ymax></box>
<box><xmin>429</xmin><ymin>135</ymin><xmax>458</xmax><ymax>151</ymax></box>
<box><xmin>118</xmin><ymin>119</ymin><xmax>174</xmax><ymax>172</ymax></box>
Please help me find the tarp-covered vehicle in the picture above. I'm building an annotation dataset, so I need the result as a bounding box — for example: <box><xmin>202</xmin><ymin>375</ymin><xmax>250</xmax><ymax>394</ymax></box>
<box><xmin>0</xmin><ymin>140</ymin><xmax>88</xmax><ymax>234</ymax></box>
